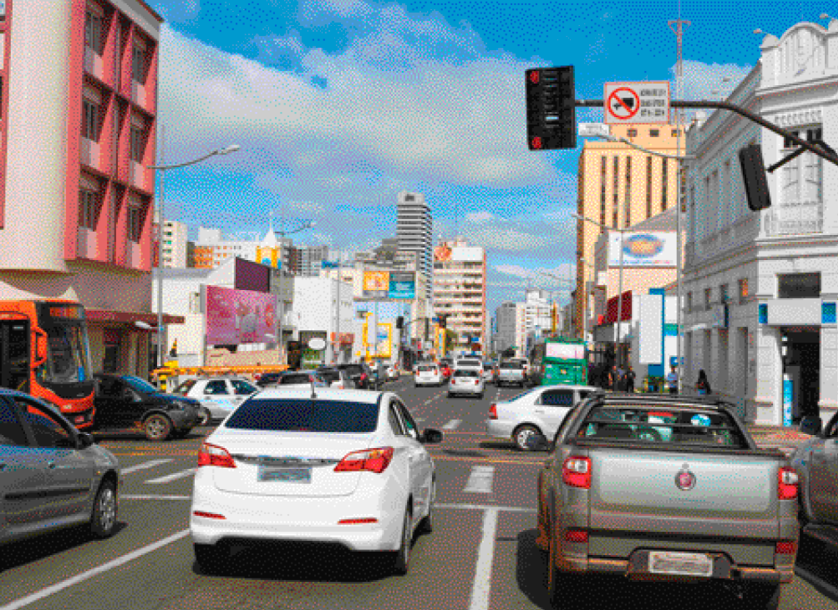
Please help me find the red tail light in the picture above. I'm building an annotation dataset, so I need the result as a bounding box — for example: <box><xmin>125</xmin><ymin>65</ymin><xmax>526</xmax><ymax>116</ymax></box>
<box><xmin>338</xmin><ymin>518</ymin><xmax>379</xmax><ymax>525</ymax></box>
<box><xmin>193</xmin><ymin>511</ymin><xmax>226</xmax><ymax>520</ymax></box>
<box><xmin>197</xmin><ymin>442</ymin><xmax>236</xmax><ymax>468</ymax></box>
<box><xmin>778</xmin><ymin>467</ymin><xmax>799</xmax><ymax>500</ymax></box>
<box><xmin>775</xmin><ymin>541</ymin><xmax>796</xmax><ymax>555</ymax></box>
<box><xmin>334</xmin><ymin>447</ymin><xmax>394</xmax><ymax>473</ymax></box>
<box><xmin>562</xmin><ymin>456</ymin><xmax>591</xmax><ymax>489</ymax></box>
<box><xmin>360</xmin><ymin>373</ymin><xmax>367</xmax><ymax>381</ymax></box>
<box><xmin>565</xmin><ymin>529</ymin><xmax>588</xmax><ymax>543</ymax></box>
<box><xmin>489</xmin><ymin>404</ymin><xmax>497</xmax><ymax>419</ymax></box>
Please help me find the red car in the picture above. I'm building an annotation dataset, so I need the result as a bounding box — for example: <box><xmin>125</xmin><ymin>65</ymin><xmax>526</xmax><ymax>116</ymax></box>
<box><xmin>440</xmin><ymin>364</ymin><xmax>452</xmax><ymax>379</ymax></box>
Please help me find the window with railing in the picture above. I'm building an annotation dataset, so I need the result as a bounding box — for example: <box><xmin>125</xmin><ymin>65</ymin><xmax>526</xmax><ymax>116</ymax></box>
<box><xmin>78</xmin><ymin>189</ymin><xmax>98</xmax><ymax>230</ymax></box>
<box><xmin>84</xmin><ymin>9</ymin><xmax>102</xmax><ymax>54</ymax></box>
<box><xmin>127</xmin><ymin>204</ymin><xmax>143</xmax><ymax>243</ymax></box>
<box><xmin>612</xmin><ymin>156</ymin><xmax>619</xmax><ymax>227</ymax></box>
<box><xmin>130</xmin><ymin>126</ymin><xmax>145</xmax><ymax>162</ymax></box>
<box><xmin>82</xmin><ymin>100</ymin><xmax>99</xmax><ymax>141</ymax></box>
<box><xmin>646</xmin><ymin>156</ymin><xmax>653</xmax><ymax>219</ymax></box>
<box><xmin>132</xmin><ymin>45</ymin><xmax>145</xmax><ymax>83</ymax></box>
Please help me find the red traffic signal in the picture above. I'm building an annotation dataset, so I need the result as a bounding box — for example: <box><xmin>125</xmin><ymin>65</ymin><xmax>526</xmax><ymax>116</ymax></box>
<box><xmin>526</xmin><ymin>66</ymin><xmax>576</xmax><ymax>150</ymax></box>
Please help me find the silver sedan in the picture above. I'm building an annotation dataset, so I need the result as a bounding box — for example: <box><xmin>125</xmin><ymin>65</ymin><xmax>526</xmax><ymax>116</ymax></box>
<box><xmin>448</xmin><ymin>369</ymin><xmax>485</xmax><ymax>399</ymax></box>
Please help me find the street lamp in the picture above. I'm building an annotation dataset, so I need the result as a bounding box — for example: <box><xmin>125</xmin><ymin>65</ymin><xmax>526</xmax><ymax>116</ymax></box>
<box><xmin>537</xmin><ymin>270</ymin><xmax>574</xmax><ymax>336</ymax></box>
<box><xmin>148</xmin><ymin>142</ymin><xmax>240</xmax><ymax>370</ymax></box>
<box><xmin>572</xmin><ymin>212</ymin><xmax>627</xmax><ymax>369</ymax></box>
<box><xmin>579</xmin><ymin>257</ymin><xmax>595</xmax><ymax>342</ymax></box>
<box><xmin>272</xmin><ymin>218</ymin><xmax>316</xmax><ymax>363</ymax></box>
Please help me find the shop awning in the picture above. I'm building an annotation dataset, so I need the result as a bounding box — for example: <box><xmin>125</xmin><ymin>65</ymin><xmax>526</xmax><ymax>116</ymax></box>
<box><xmin>86</xmin><ymin>309</ymin><xmax>185</xmax><ymax>325</ymax></box>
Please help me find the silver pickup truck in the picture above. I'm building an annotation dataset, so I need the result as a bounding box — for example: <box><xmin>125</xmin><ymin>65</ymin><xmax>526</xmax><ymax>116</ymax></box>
<box><xmin>496</xmin><ymin>361</ymin><xmax>526</xmax><ymax>387</ymax></box>
<box><xmin>530</xmin><ymin>393</ymin><xmax>799</xmax><ymax>610</ymax></box>
<box><xmin>791</xmin><ymin>411</ymin><xmax>838</xmax><ymax>546</ymax></box>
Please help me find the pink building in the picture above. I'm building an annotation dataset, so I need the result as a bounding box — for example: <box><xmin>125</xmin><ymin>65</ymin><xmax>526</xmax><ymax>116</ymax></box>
<box><xmin>0</xmin><ymin>0</ymin><xmax>180</xmax><ymax>375</ymax></box>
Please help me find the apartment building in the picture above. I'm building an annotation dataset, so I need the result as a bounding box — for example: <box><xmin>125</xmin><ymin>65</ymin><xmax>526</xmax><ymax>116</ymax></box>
<box><xmin>494</xmin><ymin>289</ymin><xmax>553</xmax><ymax>357</ymax></box>
<box><xmin>397</xmin><ymin>191</ymin><xmax>433</xmax><ymax>299</ymax></box>
<box><xmin>575</xmin><ymin>122</ymin><xmax>683</xmax><ymax>337</ymax></box>
<box><xmin>153</xmin><ymin>218</ymin><xmax>189</xmax><ymax>268</ymax></box>
<box><xmin>433</xmin><ymin>238</ymin><xmax>487</xmax><ymax>351</ymax></box>
<box><xmin>193</xmin><ymin>227</ymin><xmax>260</xmax><ymax>269</ymax></box>
<box><xmin>0</xmin><ymin>0</ymin><xmax>171</xmax><ymax>376</ymax></box>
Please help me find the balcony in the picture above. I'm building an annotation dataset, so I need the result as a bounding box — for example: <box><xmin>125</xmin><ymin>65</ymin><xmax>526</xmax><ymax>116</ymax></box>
<box><xmin>125</xmin><ymin>240</ymin><xmax>142</xmax><ymax>268</ymax></box>
<box><xmin>130</xmin><ymin>161</ymin><xmax>149</xmax><ymax>191</ymax></box>
<box><xmin>764</xmin><ymin>200</ymin><xmax>823</xmax><ymax>237</ymax></box>
<box><xmin>132</xmin><ymin>80</ymin><xmax>147</xmax><ymax>108</ymax></box>
<box><xmin>77</xmin><ymin>227</ymin><xmax>97</xmax><ymax>260</ymax></box>
<box><xmin>80</xmin><ymin>137</ymin><xmax>101</xmax><ymax>170</ymax></box>
<box><xmin>83</xmin><ymin>48</ymin><xmax>104</xmax><ymax>80</ymax></box>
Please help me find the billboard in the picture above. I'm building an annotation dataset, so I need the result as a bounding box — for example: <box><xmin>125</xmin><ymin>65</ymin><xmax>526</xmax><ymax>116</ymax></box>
<box><xmin>362</xmin><ymin>270</ymin><xmax>416</xmax><ymax>300</ymax></box>
<box><xmin>388</xmin><ymin>272</ymin><xmax>416</xmax><ymax>299</ymax></box>
<box><xmin>235</xmin><ymin>258</ymin><xmax>270</xmax><ymax>293</ymax></box>
<box><xmin>205</xmin><ymin>285</ymin><xmax>278</xmax><ymax>345</ymax></box>
<box><xmin>363</xmin><ymin>271</ymin><xmax>389</xmax><ymax>298</ymax></box>
<box><xmin>608</xmin><ymin>232</ymin><xmax>676</xmax><ymax>267</ymax></box>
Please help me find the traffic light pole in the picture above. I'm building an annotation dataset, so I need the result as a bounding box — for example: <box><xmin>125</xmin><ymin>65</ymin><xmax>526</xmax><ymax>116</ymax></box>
<box><xmin>574</xmin><ymin>99</ymin><xmax>838</xmax><ymax>168</ymax></box>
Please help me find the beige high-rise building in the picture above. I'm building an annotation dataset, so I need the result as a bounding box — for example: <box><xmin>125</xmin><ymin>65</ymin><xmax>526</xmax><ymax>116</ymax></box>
<box><xmin>575</xmin><ymin>123</ymin><xmax>684</xmax><ymax>337</ymax></box>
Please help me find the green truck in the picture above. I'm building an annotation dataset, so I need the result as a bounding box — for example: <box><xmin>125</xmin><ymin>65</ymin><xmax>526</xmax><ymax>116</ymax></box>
<box><xmin>528</xmin><ymin>337</ymin><xmax>587</xmax><ymax>386</ymax></box>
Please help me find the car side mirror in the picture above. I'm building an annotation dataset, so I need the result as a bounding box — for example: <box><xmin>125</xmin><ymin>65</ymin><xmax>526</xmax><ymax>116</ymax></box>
<box><xmin>526</xmin><ymin>433</ymin><xmax>550</xmax><ymax>451</ymax></box>
<box><xmin>77</xmin><ymin>432</ymin><xmax>95</xmax><ymax>449</ymax></box>
<box><xmin>799</xmin><ymin>415</ymin><xmax>822</xmax><ymax>437</ymax></box>
<box><xmin>421</xmin><ymin>428</ymin><xmax>443</xmax><ymax>444</ymax></box>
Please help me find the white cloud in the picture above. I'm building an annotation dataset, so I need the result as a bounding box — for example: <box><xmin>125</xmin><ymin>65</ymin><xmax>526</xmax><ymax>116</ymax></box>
<box><xmin>465</xmin><ymin>211</ymin><xmax>495</xmax><ymax>224</ymax></box>
<box><xmin>300</xmin><ymin>0</ymin><xmax>374</xmax><ymax>21</ymax></box>
<box><xmin>494</xmin><ymin>263</ymin><xmax>576</xmax><ymax>281</ymax></box>
<box><xmin>673</xmin><ymin>59</ymin><xmax>752</xmax><ymax>102</ymax></box>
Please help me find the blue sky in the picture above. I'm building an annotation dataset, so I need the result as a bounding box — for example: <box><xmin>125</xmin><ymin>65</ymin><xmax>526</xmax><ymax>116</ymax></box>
<box><xmin>150</xmin><ymin>0</ymin><xmax>826</xmax><ymax>314</ymax></box>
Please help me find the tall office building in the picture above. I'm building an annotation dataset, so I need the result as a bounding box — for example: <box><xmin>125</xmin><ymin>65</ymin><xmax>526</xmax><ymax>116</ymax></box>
<box><xmin>575</xmin><ymin>123</ymin><xmax>682</xmax><ymax>337</ymax></box>
<box><xmin>433</xmin><ymin>238</ymin><xmax>487</xmax><ymax>351</ymax></box>
<box><xmin>397</xmin><ymin>191</ymin><xmax>433</xmax><ymax>299</ymax></box>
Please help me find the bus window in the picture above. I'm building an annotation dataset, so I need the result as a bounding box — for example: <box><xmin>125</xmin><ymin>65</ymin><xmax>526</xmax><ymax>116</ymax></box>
<box><xmin>0</xmin><ymin>320</ymin><xmax>30</xmax><ymax>393</ymax></box>
<box><xmin>39</xmin><ymin>325</ymin><xmax>91</xmax><ymax>384</ymax></box>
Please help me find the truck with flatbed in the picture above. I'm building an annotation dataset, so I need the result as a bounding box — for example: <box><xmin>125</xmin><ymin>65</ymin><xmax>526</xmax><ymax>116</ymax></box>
<box><xmin>530</xmin><ymin>392</ymin><xmax>799</xmax><ymax>610</ymax></box>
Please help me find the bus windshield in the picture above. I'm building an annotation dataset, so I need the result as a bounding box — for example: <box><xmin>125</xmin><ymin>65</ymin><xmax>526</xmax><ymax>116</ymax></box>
<box><xmin>40</xmin><ymin>323</ymin><xmax>92</xmax><ymax>384</ymax></box>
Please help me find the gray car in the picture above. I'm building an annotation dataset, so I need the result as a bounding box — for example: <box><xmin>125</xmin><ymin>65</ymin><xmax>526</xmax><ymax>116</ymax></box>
<box><xmin>0</xmin><ymin>389</ymin><xmax>121</xmax><ymax>546</ymax></box>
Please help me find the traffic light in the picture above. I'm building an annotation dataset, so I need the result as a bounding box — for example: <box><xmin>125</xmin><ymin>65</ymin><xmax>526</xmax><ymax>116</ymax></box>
<box><xmin>526</xmin><ymin>66</ymin><xmax>576</xmax><ymax>151</ymax></box>
<box><xmin>396</xmin><ymin>316</ymin><xmax>404</xmax><ymax>329</ymax></box>
<box><xmin>439</xmin><ymin>314</ymin><xmax>447</xmax><ymax>329</ymax></box>
<box><xmin>739</xmin><ymin>144</ymin><xmax>771</xmax><ymax>211</ymax></box>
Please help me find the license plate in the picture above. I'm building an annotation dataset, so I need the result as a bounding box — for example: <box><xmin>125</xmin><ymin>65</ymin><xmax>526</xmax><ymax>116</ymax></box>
<box><xmin>648</xmin><ymin>551</ymin><xmax>713</xmax><ymax>577</ymax></box>
<box><xmin>257</xmin><ymin>465</ymin><xmax>312</xmax><ymax>483</ymax></box>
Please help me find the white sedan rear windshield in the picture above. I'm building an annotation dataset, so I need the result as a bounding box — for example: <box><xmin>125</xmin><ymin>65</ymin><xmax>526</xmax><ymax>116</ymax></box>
<box><xmin>458</xmin><ymin>360</ymin><xmax>481</xmax><ymax>367</ymax></box>
<box><xmin>225</xmin><ymin>399</ymin><xmax>379</xmax><ymax>433</ymax></box>
<box><xmin>418</xmin><ymin>365</ymin><xmax>437</xmax><ymax>372</ymax></box>
<box><xmin>455</xmin><ymin>370</ymin><xmax>480</xmax><ymax>378</ymax></box>
<box><xmin>500</xmin><ymin>363</ymin><xmax>523</xmax><ymax>369</ymax></box>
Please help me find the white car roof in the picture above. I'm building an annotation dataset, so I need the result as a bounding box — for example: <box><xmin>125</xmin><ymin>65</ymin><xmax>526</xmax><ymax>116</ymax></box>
<box><xmin>537</xmin><ymin>384</ymin><xmax>598</xmax><ymax>392</ymax></box>
<box><xmin>251</xmin><ymin>387</ymin><xmax>385</xmax><ymax>404</ymax></box>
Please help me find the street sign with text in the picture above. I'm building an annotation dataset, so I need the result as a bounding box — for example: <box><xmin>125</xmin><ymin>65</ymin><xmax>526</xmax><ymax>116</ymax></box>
<box><xmin>604</xmin><ymin>81</ymin><xmax>670</xmax><ymax>124</ymax></box>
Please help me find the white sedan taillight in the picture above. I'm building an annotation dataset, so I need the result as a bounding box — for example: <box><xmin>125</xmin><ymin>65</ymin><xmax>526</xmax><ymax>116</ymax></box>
<box><xmin>197</xmin><ymin>442</ymin><xmax>236</xmax><ymax>468</ymax></box>
<box><xmin>334</xmin><ymin>447</ymin><xmax>394</xmax><ymax>474</ymax></box>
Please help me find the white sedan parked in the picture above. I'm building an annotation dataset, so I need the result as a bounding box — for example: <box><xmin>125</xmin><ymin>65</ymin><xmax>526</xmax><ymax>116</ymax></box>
<box><xmin>190</xmin><ymin>388</ymin><xmax>443</xmax><ymax>576</ymax></box>
<box><xmin>175</xmin><ymin>377</ymin><xmax>260</xmax><ymax>423</ymax></box>
<box><xmin>414</xmin><ymin>364</ymin><xmax>443</xmax><ymax>387</ymax></box>
<box><xmin>448</xmin><ymin>368</ymin><xmax>485</xmax><ymax>398</ymax></box>
<box><xmin>486</xmin><ymin>384</ymin><xmax>597</xmax><ymax>450</ymax></box>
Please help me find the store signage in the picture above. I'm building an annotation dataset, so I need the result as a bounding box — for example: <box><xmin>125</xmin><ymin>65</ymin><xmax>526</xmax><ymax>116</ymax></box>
<box><xmin>608</xmin><ymin>232</ymin><xmax>676</xmax><ymax>267</ymax></box>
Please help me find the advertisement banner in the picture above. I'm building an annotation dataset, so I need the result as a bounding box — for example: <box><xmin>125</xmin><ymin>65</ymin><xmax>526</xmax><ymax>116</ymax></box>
<box><xmin>389</xmin><ymin>272</ymin><xmax>416</xmax><ymax>299</ymax></box>
<box><xmin>205</xmin><ymin>285</ymin><xmax>278</xmax><ymax>346</ymax></box>
<box><xmin>363</xmin><ymin>271</ymin><xmax>390</xmax><ymax>299</ymax></box>
<box><xmin>375</xmin><ymin>323</ymin><xmax>392</xmax><ymax>358</ymax></box>
<box><xmin>608</xmin><ymin>232</ymin><xmax>676</xmax><ymax>267</ymax></box>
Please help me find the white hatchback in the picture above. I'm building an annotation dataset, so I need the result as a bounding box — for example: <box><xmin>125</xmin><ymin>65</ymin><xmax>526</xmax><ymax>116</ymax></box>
<box><xmin>486</xmin><ymin>384</ymin><xmax>598</xmax><ymax>450</ymax></box>
<box><xmin>190</xmin><ymin>388</ymin><xmax>443</xmax><ymax>576</ymax></box>
<box><xmin>448</xmin><ymin>368</ymin><xmax>485</xmax><ymax>398</ymax></box>
<box><xmin>414</xmin><ymin>364</ymin><xmax>443</xmax><ymax>387</ymax></box>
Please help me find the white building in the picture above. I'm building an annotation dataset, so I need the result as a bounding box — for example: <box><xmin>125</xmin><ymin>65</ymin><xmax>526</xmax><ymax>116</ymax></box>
<box><xmin>494</xmin><ymin>289</ymin><xmax>554</xmax><ymax>357</ymax></box>
<box><xmin>433</xmin><ymin>238</ymin><xmax>488</xmax><ymax>351</ymax></box>
<box><xmin>194</xmin><ymin>227</ymin><xmax>260</xmax><ymax>269</ymax></box>
<box><xmin>293</xmin><ymin>276</ymin><xmax>355</xmax><ymax>363</ymax></box>
<box><xmin>683</xmin><ymin>18</ymin><xmax>838</xmax><ymax>425</ymax></box>
<box><xmin>158</xmin><ymin>219</ymin><xmax>189</xmax><ymax>268</ymax></box>
<box><xmin>397</xmin><ymin>191</ymin><xmax>433</xmax><ymax>299</ymax></box>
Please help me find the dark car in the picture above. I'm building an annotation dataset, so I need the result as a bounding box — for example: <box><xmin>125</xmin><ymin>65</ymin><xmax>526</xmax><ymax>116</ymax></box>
<box><xmin>255</xmin><ymin>372</ymin><xmax>283</xmax><ymax>388</ymax></box>
<box><xmin>337</xmin><ymin>362</ymin><xmax>376</xmax><ymax>389</ymax></box>
<box><xmin>92</xmin><ymin>374</ymin><xmax>202</xmax><ymax>441</ymax></box>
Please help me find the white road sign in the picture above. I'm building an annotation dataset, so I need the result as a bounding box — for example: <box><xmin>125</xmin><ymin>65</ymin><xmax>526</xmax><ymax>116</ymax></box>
<box><xmin>578</xmin><ymin>123</ymin><xmax>611</xmax><ymax>138</ymax></box>
<box><xmin>603</xmin><ymin>81</ymin><xmax>670</xmax><ymax>124</ymax></box>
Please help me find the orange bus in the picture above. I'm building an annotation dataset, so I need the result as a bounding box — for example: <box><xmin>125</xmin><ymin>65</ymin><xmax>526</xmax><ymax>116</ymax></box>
<box><xmin>0</xmin><ymin>299</ymin><xmax>95</xmax><ymax>428</ymax></box>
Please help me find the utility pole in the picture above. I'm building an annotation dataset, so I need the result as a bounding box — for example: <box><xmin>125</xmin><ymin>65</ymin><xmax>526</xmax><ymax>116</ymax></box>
<box><xmin>669</xmin><ymin>3</ymin><xmax>690</xmax><ymax>393</ymax></box>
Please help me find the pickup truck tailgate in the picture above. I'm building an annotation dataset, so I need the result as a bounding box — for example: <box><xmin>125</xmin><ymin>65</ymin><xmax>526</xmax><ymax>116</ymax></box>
<box><xmin>589</xmin><ymin>448</ymin><xmax>779</xmax><ymax>531</ymax></box>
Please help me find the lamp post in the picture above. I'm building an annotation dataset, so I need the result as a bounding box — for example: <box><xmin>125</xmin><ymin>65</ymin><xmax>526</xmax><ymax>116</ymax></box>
<box><xmin>572</xmin><ymin>213</ymin><xmax>627</xmax><ymax>369</ymax></box>
<box><xmin>579</xmin><ymin>257</ymin><xmax>595</xmax><ymax>343</ymax></box>
<box><xmin>148</xmin><ymin>143</ymin><xmax>240</xmax><ymax>370</ymax></box>
<box><xmin>537</xmin><ymin>271</ymin><xmax>573</xmax><ymax>337</ymax></box>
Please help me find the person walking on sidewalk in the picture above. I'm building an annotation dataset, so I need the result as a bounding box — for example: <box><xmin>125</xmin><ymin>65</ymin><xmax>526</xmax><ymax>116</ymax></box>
<box><xmin>666</xmin><ymin>365</ymin><xmax>679</xmax><ymax>395</ymax></box>
<box><xmin>624</xmin><ymin>365</ymin><xmax>636</xmax><ymax>393</ymax></box>
<box><xmin>696</xmin><ymin>369</ymin><xmax>712</xmax><ymax>395</ymax></box>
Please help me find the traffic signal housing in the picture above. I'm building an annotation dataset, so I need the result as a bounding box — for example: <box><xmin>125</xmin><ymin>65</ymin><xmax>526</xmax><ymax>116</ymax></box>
<box><xmin>526</xmin><ymin>66</ymin><xmax>576</xmax><ymax>151</ymax></box>
<box><xmin>739</xmin><ymin>144</ymin><xmax>771</xmax><ymax>211</ymax></box>
<box><xmin>439</xmin><ymin>314</ymin><xmax>447</xmax><ymax>329</ymax></box>
<box><xmin>396</xmin><ymin>316</ymin><xmax>404</xmax><ymax>330</ymax></box>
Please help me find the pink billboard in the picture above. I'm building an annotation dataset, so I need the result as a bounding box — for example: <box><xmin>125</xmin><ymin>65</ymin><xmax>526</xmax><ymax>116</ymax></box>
<box><xmin>205</xmin><ymin>285</ymin><xmax>278</xmax><ymax>345</ymax></box>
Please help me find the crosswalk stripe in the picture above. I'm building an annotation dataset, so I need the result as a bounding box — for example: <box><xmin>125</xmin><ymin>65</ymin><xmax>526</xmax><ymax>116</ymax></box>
<box><xmin>145</xmin><ymin>468</ymin><xmax>197</xmax><ymax>484</ymax></box>
<box><xmin>121</xmin><ymin>459</ymin><xmax>173</xmax><ymax>475</ymax></box>
<box><xmin>442</xmin><ymin>419</ymin><xmax>461</xmax><ymax>430</ymax></box>
<box><xmin>463</xmin><ymin>465</ymin><xmax>495</xmax><ymax>494</ymax></box>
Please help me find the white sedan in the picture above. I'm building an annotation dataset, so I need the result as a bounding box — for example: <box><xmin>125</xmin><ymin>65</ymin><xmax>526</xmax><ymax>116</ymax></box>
<box><xmin>486</xmin><ymin>384</ymin><xmax>598</xmax><ymax>450</ymax></box>
<box><xmin>175</xmin><ymin>376</ymin><xmax>259</xmax><ymax>423</ymax></box>
<box><xmin>190</xmin><ymin>388</ymin><xmax>443</xmax><ymax>576</ymax></box>
<box><xmin>448</xmin><ymin>368</ymin><xmax>485</xmax><ymax>398</ymax></box>
<box><xmin>414</xmin><ymin>364</ymin><xmax>443</xmax><ymax>387</ymax></box>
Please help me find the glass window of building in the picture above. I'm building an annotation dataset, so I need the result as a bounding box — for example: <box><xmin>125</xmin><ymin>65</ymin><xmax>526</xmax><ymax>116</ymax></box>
<box><xmin>738</xmin><ymin>278</ymin><xmax>749</xmax><ymax>302</ymax></box>
<box><xmin>778</xmin><ymin>273</ymin><xmax>821</xmax><ymax>299</ymax></box>
<box><xmin>82</xmin><ymin>100</ymin><xmax>99</xmax><ymax>141</ymax></box>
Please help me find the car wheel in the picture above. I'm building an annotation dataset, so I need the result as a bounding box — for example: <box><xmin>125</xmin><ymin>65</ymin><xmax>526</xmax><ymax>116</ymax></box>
<box><xmin>478</xmin><ymin>393</ymin><xmax>484</xmax><ymax>399</ymax></box>
<box><xmin>514</xmin><ymin>425</ymin><xmax>540</xmax><ymax>451</ymax></box>
<box><xmin>418</xmin><ymin>479</ymin><xmax>435</xmax><ymax>535</ymax></box>
<box><xmin>194</xmin><ymin>543</ymin><xmax>229</xmax><ymax>575</ymax></box>
<box><xmin>448</xmin><ymin>392</ymin><xmax>453</xmax><ymax>398</ymax></box>
<box><xmin>391</xmin><ymin>504</ymin><xmax>413</xmax><ymax>576</ymax></box>
<box><xmin>197</xmin><ymin>407</ymin><xmax>211</xmax><ymax>426</ymax></box>
<box><xmin>89</xmin><ymin>479</ymin><xmax>118</xmax><ymax>539</ymax></box>
<box><xmin>143</xmin><ymin>414</ymin><xmax>173</xmax><ymax>441</ymax></box>
<box><xmin>743</xmin><ymin>583</ymin><xmax>782</xmax><ymax>610</ymax></box>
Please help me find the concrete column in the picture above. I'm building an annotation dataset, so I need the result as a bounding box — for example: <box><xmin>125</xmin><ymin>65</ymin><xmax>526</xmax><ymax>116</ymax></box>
<box><xmin>754</xmin><ymin>325</ymin><xmax>782</xmax><ymax>425</ymax></box>
<box><xmin>820</xmin><ymin>325</ymin><xmax>838</xmax><ymax>421</ymax></box>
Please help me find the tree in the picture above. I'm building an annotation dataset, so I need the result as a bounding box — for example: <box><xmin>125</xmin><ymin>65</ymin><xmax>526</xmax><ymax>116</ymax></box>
<box><xmin>444</xmin><ymin>329</ymin><xmax>458</xmax><ymax>354</ymax></box>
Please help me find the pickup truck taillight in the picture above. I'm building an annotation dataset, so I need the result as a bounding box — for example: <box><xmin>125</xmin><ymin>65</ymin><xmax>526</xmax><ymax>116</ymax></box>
<box><xmin>778</xmin><ymin>467</ymin><xmax>799</xmax><ymax>500</ymax></box>
<box><xmin>562</xmin><ymin>456</ymin><xmax>591</xmax><ymax>489</ymax></box>
<box><xmin>489</xmin><ymin>403</ymin><xmax>497</xmax><ymax>419</ymax></box>
<box><xmin>775</xmin><ymin>541</ymin><xmax>796</xmax><ymax>555</ymax></box>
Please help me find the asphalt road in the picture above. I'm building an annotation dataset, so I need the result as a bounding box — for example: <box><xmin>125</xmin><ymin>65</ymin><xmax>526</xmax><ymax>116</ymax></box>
<box><xmin>1</xmin><ymin>376</ymin><xmax>836</xmax><ymax>610</ymax></box>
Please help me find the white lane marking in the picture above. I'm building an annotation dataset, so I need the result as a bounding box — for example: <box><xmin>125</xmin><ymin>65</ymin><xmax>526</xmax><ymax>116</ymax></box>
<box><xmin>463</xmin><ymin>465</ymin><xmax>494</xmax><ymax>494</ymax></box>
<box><xmin>145</xmin><ymin>468</ymin><xmax>197</xmax><ymax>484</ymax></box>
<box><xmin>437</xmin><ymin>503</ymin><xmax>536</xmax><ymax>514</ymax></box>
<box><xmin>442</xmin><ymin>419</ymin><xmax>462</xmax><ymax>430</ymax></box>
<box><xmin>120</xmin><ymin>459</ymin><xmax>173</xmax><ymax>475</ymax></box>
<box><xmin>415</xmin><ymin>417</ymin><xmax>426</xmax><ymax>423</ymax></box>
<box><xmin>469</xmin><ymin>508</ymin><xmax>499</xmax><ymax>610</ymax></box>
<box><xmin>0</xmin><ymin>530</ymin><xmax>190</xmax><ymax>610</ymax></box>
<box><xmin>122</xmin><ymin>495</ymin><xmax>192</xmax><ymax>501</ymax></box>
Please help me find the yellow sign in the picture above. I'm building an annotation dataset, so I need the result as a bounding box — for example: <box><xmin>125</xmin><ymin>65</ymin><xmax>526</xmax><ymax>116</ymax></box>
<box><xmin>363</xmin><ymin>271</ymin><xmax>390</xmax><ymax>297</ymax></box>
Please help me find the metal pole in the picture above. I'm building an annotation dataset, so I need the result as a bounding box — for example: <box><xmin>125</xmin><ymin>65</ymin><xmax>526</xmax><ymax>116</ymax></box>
<box><xmin>334</xmin><ymin>251</ymin><xmax>341</xmax><ymax>364</ymax></box>
<box><xmin>615</xmin><ymin>228</ymin><xmax>624</xmax><ymax>370</ymax></box>
<box><xmin>156</xmin><ymin>166</ymin><xmax>166</xmax><ymax>371</ymax></box>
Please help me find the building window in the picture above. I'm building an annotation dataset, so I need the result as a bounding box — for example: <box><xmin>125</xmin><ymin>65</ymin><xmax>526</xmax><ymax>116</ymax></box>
<box><xmin>612</xmin><ymin>156</ymin><xmax>619</xmax><ymax>227</ymax></box>
<box><xmin>82</xmin><ymin>100</ymin><xmax>99</xmax><ymax>141</ymax></box>
<box><xmin>127</xmin><ymin>203</ymin><xmax>143</xmax><ymax>243</ymax></box>
<box><xmin>719</xmin><ymin>283</ymin><xmax>728</xmax><ymax>303</ymax></box>
<box><xmin>85</xmin><ymin>10</ymin><xmax>102</xmax><ymax>54</ymax></box>
<box><xmin>627</xmin><ymin>129</ymin><xmax>637</xmax><ymax>137</ymax></box>
<box><xmin>624</xmin><ymin>156</ymin><xmax>631</xmax><ymax>227</ymax></box>
<box><xmin>738</xmin><ymin>278</ymin><xmax>749</xmax><ymax>302</ymax></box>
<box><xmin>650</xmin><ymin>129</ymin><xmax>660</xmax><ymax>137</ymax></box>
<box><xmin>600</xmin><ymin>155</ymin><xmax>607</xmax><ymax>229</ymax></box>
<box><xmin>778</xmin><ymin>273</ymin><xmax>820</xmax><ymax>299</ymax></box>
<box><xmin>661</xmin><ymin>158</ymin><xmax>668</xmax><ymax>210</ymax></box>
<box><xmin>646</xmin><ymin>156</ymin><xmax>653</xmax><ymax>219</ymax></box>
<box><xmin>686</xmin><ymin>291</ymin><xmax>693</xmax><ymax>312</ymax></box>
<box><xmin>704</xmin><ymin>287</ymin><xmax>712</xmax><ymax>310</ymax></box>
<box><xmin>130</xmin><ymin>127</ymin><xmax>144</xmax><ymax>162</ymax></box>
<box><xmin>132</xmin><ymin>46</ymin><xmax>145</xmax><ymax>83</ymax></box>
<box><xmin>78</xmin><ymin>189</ymin><xmax>98</xmax><ymax>230</ymax></box>
<box><xmin>671</xmin><ymin>129</ymin><xmax>679</xmax><ymax>137</ymax></box>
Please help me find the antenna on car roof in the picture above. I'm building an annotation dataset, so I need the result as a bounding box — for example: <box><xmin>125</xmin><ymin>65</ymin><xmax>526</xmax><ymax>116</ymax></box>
<box><xmin>310</xmin><ymin>374</ymin><xmax>318</xmax><ymax>400</ymax></box>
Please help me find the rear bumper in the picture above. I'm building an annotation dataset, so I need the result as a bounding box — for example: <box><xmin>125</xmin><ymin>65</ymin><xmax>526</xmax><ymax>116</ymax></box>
<box><xmin>486</xmin><ymin>419</ymin><xmax>515</xmax><ymax>439</ymax></box>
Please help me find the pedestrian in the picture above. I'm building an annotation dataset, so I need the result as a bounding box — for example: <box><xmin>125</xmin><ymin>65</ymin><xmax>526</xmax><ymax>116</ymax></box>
<box><xmin>666</xmin><ymin>365</ymin><xmax>679</xmax><ymax>395</ymax></box>
<box><xmin>608</xmin><ymin>365</ymin><xmax>618</xmax><ymax>391</ymax></box>
<box><xmin>615</xmin><ymin>365</ymin><xmax>626</xmax><ymax>391</ymax></box>
<box><xmin>624</xmin><ymin>365</ymin><xmax>636</xmax><ymax>393</ymax></box>
<box><xmin>696</xmin><ymin>369</ymin><xmax>712</xmax><ymax>395</ymax></box>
